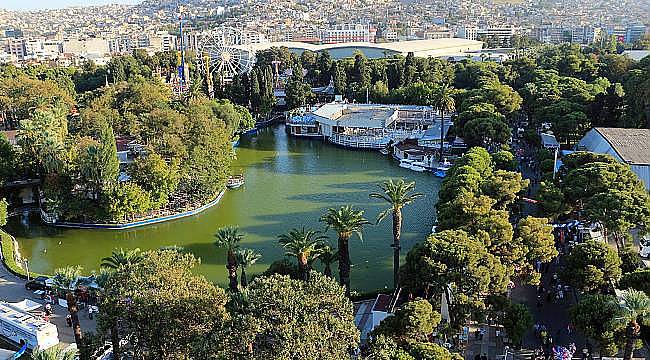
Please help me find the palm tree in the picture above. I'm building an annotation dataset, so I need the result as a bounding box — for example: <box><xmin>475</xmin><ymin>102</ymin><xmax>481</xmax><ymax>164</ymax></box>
<box><xmin>370</xmin><ymin>179</ymin><xmax>423</xmax><ymax>290</ymax></box>
<box><xmin>615</xmin><ymin>289</ymin><xmax>650</xmax><ymax>360</ymax></box>
<box><xmin>432</xmin><ymin>83</ymin><xmax>456</xmax><ymax>161</ymax></box>
<box><xmin>53</xmin><ymin>265</ymin><xmax>83</xmax><ymax>347</ymax></box>
<box><xmin>235</xmin><ymin>248</ymin><xmax>261</xmax><ymax>288</ymax></box>
<box><xmin>318</xmin><ymin>245</ymin><xmax>339</xmax><ymax>278</ymax></box>
<box><xmin>215</xmin><ymin>226</ymin><xmax>244</xmax><ymax>291</ymax></box>
<box><xmin>31</xmin><ymin>345</ymin><xmax>76</xmax><ymax>360</ymax></box>
<box><xmin>100</xmin><ymin>248</ymin><xmax>143</xmax><ymax>270</ymax></box>
<box><xmin>320</xmin><ymin>205</ymin><xmax>370</xmax><ymax>296</ymax></box>
<box><xmin>188</xmin><ymin>79</ymin><xmax>205</xmax><ymax>102</ymax></box>
<box><xmin>278</xmin><ymin>227</ymin><xmax>327</xmax><ymax>281</ymax></box>
<box><xmin>95</xmin><ymin>262</ymin><xmax>125</xmax><ymax>359</ymax></box>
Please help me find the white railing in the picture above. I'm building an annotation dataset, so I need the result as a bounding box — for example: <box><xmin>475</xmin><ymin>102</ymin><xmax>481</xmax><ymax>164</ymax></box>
<box><xmin>391</xmin><ymin>129</ymin><xmax>425</xmax><ymax>140</ymax></box>
<box><xmin>329</xmin><ymin>129</ymin><xmax>426</xmax><ymax>149</ymax></box>
<box><xmin>40</xmin><ymin>209</ymin><xmax>58</xmax><ymax>224</ymax></box>
<box><xmin>329</xmin><ymin>134</ymin><xmax>391</xmax><ymax>149</ymax></box>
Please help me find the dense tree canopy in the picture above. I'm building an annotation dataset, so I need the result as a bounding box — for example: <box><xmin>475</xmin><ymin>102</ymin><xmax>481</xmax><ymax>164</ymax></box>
<box><xmin>540</xmin><ymin>152</ymin><xmax>650</xmax><ymax>242</ymax></box>
<box><xmin>563</xmin><ymin>240</ymin><xmax>622</xmax><ymax>292</ymax></box>
<box><xmin>400</xmin><ymin>230</ymin><xmax>508</xmax><ymax>328</ymax></box>
<box><xmin>570</xmin><ymin>294</ymin><xmax>626</xmax><ymax>355</ymax></box>
<box><xmin>0</xmin><ymin>62</ymin><xmax>238</xmax><ymax>223</ymax></box>
<box><xmin>434</xmin><ymin>147</ymin><xmax>553</xmax><ymax>286</ymax></box>
<box><xmin>99</xmin><ymin>250</ymin><xmax>231</xmax><ymax>359</ymax></box>
<box><xmin>372</xmin><ymin>299</ymin><xmax>441</xmax><ymax>345</ymax></box>
<box><xmin>233</xmin><ymin>273</ymin><xmax>359</xmax><ymax>359</ymax></box>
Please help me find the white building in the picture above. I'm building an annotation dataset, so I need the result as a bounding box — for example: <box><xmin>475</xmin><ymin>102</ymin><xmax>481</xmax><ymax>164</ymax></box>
<box><xmin>287</xmin><ymin>103</ymin><xmax>435</xmax><ymax>149</ymax></box>
<box><xmin>63</xmin><ymin>38</ymin><xmax>110</xmax><ymax>57</ymax></box>
<box><xmin>24</xmin><ymin>38</ymin><xmax>43</xmax><ymax>59</ymax></box>
<box><xmin>457</xmin><ymin>25</ymin><xmax>521</xmax><ymax>47</ymax></box>
<box><xmin>457</xmin><ymin>26</ymin><xmax>478</xmax><ymax>41</ymax></box>
<box><xmin>571</xmin><ymin>26</ymin><xmax>602</xmax><ymax>45</ymax></box>
<box><xmin>383</xmin><ymin>29</ymin><xmax>399</xmax><ymax>42</ymax></box>
<box><xmin>5</xmin><ymin>38</ymin><xmax>26</xmax><ymax>60</ymax></box>
<box><xmin>0</xmin><ymin>51</ymin><xmax>12</xmax><ymax>63</ymax></box>
<box><xmin>423</xmin><ymin>28</ymin><xmax>453</xmax><ymax>40</ymax></box>
<box><xmin>319</xmin><ymin>24</ymin><xmax>377</xmax><ymax>44</ymax></box>
<box><xmin>43</xmin><ymin>40</ymin><xmax>63</xmax><ymax>57</ymax></box>
<box><xmin>576</xmin><ymin>128</ymin><xmax>650</xmax><ymax>190</ymax></box>
<box><xmin>535</xmin><ymin>24</ymin><xmax>602</xmax><ymax>45</ymax></box>
<box><xmin>247</xmin><ymin>38</ymin><xmax>484</xmax><ymax>60</ymax></box>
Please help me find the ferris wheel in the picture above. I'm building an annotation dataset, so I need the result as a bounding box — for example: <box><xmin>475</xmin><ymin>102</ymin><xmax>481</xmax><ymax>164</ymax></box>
<box><xmin>196</xmin><ymin>27</ymin><xmax>255</xmax><ymax>81</ymax></box>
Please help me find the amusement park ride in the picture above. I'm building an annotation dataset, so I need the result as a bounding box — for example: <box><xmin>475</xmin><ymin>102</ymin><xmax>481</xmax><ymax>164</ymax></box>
<box><xmin>171</xmin><ymin>5</ymin><xmax>257</xmax><ymax>98</ymax></box>
<box><xmin>172</xmin><ymin>6</ymin><xmax>255</xmax><ymax>97</ymax></box>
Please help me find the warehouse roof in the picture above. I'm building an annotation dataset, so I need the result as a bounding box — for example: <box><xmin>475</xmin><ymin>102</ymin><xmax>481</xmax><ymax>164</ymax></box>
<box><xmin>593</xmin><ymin>128</ymin><xmax>650</xmax><ymax>165</ymax></box>
<box><xmin>245</xmin><ymin>38</ymin><xmax>483</xmax><ymax>57</ymax></box>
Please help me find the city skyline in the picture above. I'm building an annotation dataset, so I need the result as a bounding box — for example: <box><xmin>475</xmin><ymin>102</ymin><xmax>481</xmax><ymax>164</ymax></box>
<box><xmin>2</xmin><ymin>0</ymin><xmax>141</xmax><ymax>11</ymax></box>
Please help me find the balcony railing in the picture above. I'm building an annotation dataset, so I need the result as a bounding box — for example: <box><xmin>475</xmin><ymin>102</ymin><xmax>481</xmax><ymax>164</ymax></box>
<box><xmin>329</xmin><ymin>134</ymin><xmax>391</xmax><ymax>149</ymax></box>
<box><xmin>329</xmin><ymin>129</ymin><xmax>426</xmax><ymax>149</ymax></box>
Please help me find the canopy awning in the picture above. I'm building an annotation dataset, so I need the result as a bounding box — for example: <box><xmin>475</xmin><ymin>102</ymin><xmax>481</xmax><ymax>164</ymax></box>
<box><xmin>541</xmin><ymin>133</ymin><xmax>560</xmax><ymax>149</ymax></box>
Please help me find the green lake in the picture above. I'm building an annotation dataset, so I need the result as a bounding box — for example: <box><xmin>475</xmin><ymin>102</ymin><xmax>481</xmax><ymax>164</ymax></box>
<box><xmin>8</xmin><ymin>125</ymin><xmax>440</xmax><ymax>292</ymax></box>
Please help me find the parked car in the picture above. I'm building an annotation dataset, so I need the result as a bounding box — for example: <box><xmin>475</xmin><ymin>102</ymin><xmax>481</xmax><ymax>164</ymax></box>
<box><xmin>640</xmin><ymin>235</ymin><xmax>650</xmax><ymax>259</ymax></box>
<box><xmin>25</xmin><ymin>276</ymin><xmax>53</xmax><ymax>291</ymax></box>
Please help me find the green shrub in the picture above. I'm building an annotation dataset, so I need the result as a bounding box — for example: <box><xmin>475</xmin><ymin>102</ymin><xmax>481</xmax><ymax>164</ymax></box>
<box><xmin>619</xmin><ymin>269</ymin><xmax>650</xmax><ymax>294</ymax></box>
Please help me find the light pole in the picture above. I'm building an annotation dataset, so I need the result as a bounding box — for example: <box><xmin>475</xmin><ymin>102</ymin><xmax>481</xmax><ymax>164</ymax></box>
<box><xmin>23</xmin><ymin>259</ymin><xmax>30</xmax><ymax>282</ymax></box>
<box><xmin>552</xmin><ymin>146</ymin><xmax>559</xmax><ymax>179</ymax></box>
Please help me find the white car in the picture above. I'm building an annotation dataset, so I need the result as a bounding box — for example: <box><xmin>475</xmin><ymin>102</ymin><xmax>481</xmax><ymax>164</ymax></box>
<box><xmin>640</xmin><ymin>235</ymin><xmax>650</xmax><ymax>258</ymax></box>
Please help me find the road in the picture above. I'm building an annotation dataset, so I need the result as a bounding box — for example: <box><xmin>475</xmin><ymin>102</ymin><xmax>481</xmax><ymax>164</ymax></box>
<box><xmin>509</xmin><ymin>135</ymin><xmax>649</xmax><ymax>359</ymax></box>
<box><xmin>0</xmin><ymin>263</ymin><xmax>97</xmax><ymax>346</ymax></box>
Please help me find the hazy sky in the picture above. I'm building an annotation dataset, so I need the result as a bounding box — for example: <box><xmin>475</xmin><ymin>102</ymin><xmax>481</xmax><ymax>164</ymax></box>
<box><xmin>3</xmin><ymin>0</ymin><xmax>141</xmax><ymax>10</ymax></box>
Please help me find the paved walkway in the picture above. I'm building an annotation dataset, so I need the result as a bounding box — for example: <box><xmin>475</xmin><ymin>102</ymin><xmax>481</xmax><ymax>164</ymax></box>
<box><xmin>509</xmin><ymin>134</ymin><xmax>649</xmax><ymax>360</ymax></box>
<box><xmin>0</xmin><ymin>263</ymin><xmax>97</xmax><ymax>346</ymax></box>
<box><xmin>465</xmin><ymin>325</ymin><xmax>507</xmax><ymax>360</ymax></box>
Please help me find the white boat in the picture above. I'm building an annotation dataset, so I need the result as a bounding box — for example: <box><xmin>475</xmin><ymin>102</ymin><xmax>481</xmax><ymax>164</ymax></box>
<box><xmin>432</xmin><ymin>159</ymin><xmax>453</xmax><ymax>177</ymax></box>
<box><xmin>410</xmin><ymin>161</ymin><xmax>427</xmax><ymax>172</ymax></box>
<box><xmin>379</xmin><ymin>147</ymin><xmax>390</xmax><ymax>155</ymax></box>
<box><xmin>399</xmin><ymin>159</ymin><xmax>414</xmax><ymax>169</ymax></box>
<box><xmin>435</xmin><ymin>158</ymin><xmax>453</xmax><ymax>171</ymax></box>
<box><xmin>227</xmin><ymin>175</ymin><xmax>245</xmax><ymax>189</ymax></box>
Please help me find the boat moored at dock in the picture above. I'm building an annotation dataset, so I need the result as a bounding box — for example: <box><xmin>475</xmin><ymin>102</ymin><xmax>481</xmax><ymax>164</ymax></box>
<box><xmin>399</xmin><ymin>159</ymin><xmax>414</xmax><ymax>169</ymax></box>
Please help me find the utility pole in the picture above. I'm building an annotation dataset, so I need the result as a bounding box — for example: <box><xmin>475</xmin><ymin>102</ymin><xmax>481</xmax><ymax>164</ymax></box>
<box><xmin>552</xmin><ymin>146</ymin><xmax>559</xmax><ymax>179</ymax></box>
<box><xmin>23</xmin><ymin>259</ymin><xmax>30</xmax><ymax>282</ymax></box>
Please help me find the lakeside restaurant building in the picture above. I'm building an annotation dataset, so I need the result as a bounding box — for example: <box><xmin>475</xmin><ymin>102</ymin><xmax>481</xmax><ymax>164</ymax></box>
<box><xmin>287</xmin><ymin>103</ymin><xmax>435</xmax><ymax>149</ymax></box>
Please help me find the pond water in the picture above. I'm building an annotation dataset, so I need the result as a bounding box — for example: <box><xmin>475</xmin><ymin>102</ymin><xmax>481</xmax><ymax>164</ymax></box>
<box><xmin>8</xmin><ymin>125</ymin><xmax>440</xmax><ymax>292</ymax></box>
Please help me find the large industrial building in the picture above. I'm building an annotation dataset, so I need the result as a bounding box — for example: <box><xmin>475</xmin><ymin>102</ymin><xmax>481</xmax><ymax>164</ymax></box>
<box><xmin>245</xmin><ymin>38</ymin><xmax>484</xmax><ymax>59</ymax></box>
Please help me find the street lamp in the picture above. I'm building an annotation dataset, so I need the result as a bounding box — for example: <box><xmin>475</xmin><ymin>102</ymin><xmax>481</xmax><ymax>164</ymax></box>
<box><xmin>552</xmin><ymin>146</ymin><xmax>559</xmax><ymax>179</ymax></box>
<box><xmin>22</xmin><ymin>259</ymin><xmax>30</xmax><ymax>282</ymax></box>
